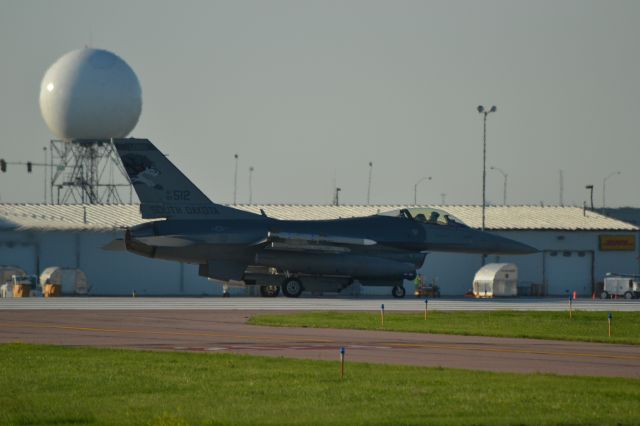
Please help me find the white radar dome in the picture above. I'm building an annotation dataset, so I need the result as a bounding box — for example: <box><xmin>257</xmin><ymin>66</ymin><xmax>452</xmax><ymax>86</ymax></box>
<box><xmin>39</xmin><ymin>48</ymin><xmax>142</xmax><ymax>139</ymax></box>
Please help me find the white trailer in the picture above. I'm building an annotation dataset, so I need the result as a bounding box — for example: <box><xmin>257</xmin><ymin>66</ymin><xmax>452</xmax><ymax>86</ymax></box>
<box><xmin>602</xmin><ymin>275</ymin><xmax>640</xmax><ymax>299</ymax></box>
<box><xmin>472</xmin><ymin>263</ymin><xmax>518</xmax><ymax>298</ymax></box>
<box><xmin>39</xmin><ymin>267</ymin><xmax>89</xmax><ymax>295</ymax></box>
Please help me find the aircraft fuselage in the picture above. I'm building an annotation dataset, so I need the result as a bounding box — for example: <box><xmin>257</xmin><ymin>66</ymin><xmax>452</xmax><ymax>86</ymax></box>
<box><xmin>126</xmin><ymin>214</ymin><xmax>536</xmax><ymax>284</ymax></box>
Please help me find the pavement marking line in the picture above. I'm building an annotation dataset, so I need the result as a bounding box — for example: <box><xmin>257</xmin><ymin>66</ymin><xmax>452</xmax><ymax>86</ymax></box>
<box><xmin>4</xmin><ymin>322</ymin><xmax>334</xmax><ymax>344</ymax></box>
<box><xmin>4</xmin><ymin>321</ymin><xmax>639</xmax><ymax>362</ymax></box>
<box><xmin>386</xmin><ymin>342</ymin><xmax>640</xmax><ymax>362</ymax></box>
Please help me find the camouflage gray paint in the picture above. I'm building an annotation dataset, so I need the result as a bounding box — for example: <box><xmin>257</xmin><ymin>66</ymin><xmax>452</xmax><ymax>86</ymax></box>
<box><xmin>113</xmin><ymin>139</ymin><xmax>537</xmax><ymax>298</ymax></box>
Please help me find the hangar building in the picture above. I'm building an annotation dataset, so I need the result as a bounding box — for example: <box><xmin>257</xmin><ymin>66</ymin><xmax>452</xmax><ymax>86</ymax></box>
<box><xmin>0</xmin><ymin>203</ymin><xmax>636</xmax><ymax>297</ymax></box>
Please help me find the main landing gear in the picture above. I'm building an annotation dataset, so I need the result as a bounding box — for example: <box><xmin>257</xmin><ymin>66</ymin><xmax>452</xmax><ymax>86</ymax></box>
<box><xmin>259</xmin><ymin>285</ymin><xmax>280</xmax><ymax>297</ymax></box>
<box><xmin>258</xmin><ymin>277</ymin><xmax>304</xmax><ymax>298</ymax></box>
<box><xmin>392</xmin><ymin>285</ymin><xmax>406</xmax><ymax>298</ymax></box>
<box><xmin>282</xmin><ymin>277</ymin><xmax>304</xmax><ymax>298</ymax></box>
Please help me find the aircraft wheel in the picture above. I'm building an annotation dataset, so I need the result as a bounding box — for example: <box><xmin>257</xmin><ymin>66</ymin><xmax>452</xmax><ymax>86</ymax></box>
<box><xmin>600</xmin><ymin>291</ymin><xmax>609</xmax><ymax>299</ymax></box>
<box><xmin>392</xmin><ymin>285</ymin><xmax>406</xmax><ymax>298</ymax></box>
<box><xmin>222</xmin><ymin>291</ymin><xmax>231</xmax><ymax>298</ymax></box>
<box><xmin>260</xmin><ymin>285</ymin><xmax>280</xmax><ymax>297</ymax></box>
<box><xmin>624</xmin><ymin>291</ymin><xmax>633</xmax><ymax>300</ymax></box>
<box><xmin>282</xmin><ymin>278</ymin><xmax>304</xmax><ymax>298</ymax></box>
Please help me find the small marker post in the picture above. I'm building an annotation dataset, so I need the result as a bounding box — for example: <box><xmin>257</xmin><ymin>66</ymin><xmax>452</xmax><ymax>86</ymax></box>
<box><xmin>608</xmin><ymin>312</ymin><xmax>612</xmax><ymax>337</ymax></box>
<box><xmin>424</xmin><ymin>297</ymin><xmax>429</xmax><ymax>320</ymax></box>
<box><xmin>568</xmin><ymin>293</ymin><xmax>573</xmax><ymax>319</ymax></box>
<box><xmin>380</xmin><ymin>303</ymin><xmax>385</xmax><ymax>328</ymax></box>
<box><xmin>339</xmin><ymin>346</ymin><xmax>345</xmax><ymax>379</ymax></box>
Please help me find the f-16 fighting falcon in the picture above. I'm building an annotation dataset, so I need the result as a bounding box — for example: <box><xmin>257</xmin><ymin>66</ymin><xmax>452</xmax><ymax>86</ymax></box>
<box><xmin>109</xmin><ymin>138</ymin><xmax>537</xmax><ymax>298</ymax></box>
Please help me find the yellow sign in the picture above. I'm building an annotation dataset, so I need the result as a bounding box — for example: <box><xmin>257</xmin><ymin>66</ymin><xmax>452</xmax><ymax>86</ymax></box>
<box><xmin>599</xmin><ymin>235</ymin><xmax>636</xmax><ymax>251</ymax></box>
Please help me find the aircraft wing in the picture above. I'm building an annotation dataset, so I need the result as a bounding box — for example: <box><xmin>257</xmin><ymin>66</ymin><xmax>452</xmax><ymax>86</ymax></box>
<box><xmin>102</xmin><ymin>239</ymin><xmax>126</xmax><ymax>251</ymax></box>
<box><xmin>102</xmin><ymin>235</ymin><xmax>199</xmax><ymax>249</ymax></box>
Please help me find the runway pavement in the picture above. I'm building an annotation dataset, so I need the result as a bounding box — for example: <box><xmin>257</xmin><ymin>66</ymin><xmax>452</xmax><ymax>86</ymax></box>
<box><xmin>0</xmin><ymin>307</ymin><xmax>638</xmax><ymax>378</ymax></box>
<box><xmin>1</xmin><ymin>296</ymin><xmax>639</xmax><ymax>311</ymax></box>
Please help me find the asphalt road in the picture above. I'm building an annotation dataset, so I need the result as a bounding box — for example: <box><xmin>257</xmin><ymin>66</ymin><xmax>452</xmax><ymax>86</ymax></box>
<box><xmin>0</xmin><ymin>307</ymin><xmax>638</xmax><ymax>378</ymax></box>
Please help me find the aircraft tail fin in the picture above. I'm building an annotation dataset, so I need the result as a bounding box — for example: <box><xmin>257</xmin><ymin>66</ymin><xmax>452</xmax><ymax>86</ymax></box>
<box><xmin>113</xmin><ymin>138</ymin><xmax>257</xmax><ymax>220</ymax></box>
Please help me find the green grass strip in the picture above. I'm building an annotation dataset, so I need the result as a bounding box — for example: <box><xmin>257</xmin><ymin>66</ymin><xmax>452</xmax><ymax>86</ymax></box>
<box><xmin>249</xmin><ymin>311</ymin><xmax>640</xmax><ymax>344</ymax></box>
<box><xmin>0</xmin><ymin>343</ymin><xmax>638</xmax><ymax>425</ymax></box>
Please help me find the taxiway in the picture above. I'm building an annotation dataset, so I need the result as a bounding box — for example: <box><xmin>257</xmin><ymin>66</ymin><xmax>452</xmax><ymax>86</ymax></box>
<box><xmin>0</xmin><ymin>304</ymin><xmax>638</xmax><ymax>378</ymax></box>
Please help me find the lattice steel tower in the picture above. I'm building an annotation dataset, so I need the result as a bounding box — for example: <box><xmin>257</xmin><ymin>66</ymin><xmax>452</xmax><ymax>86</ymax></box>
<box><xmin>49</xmin><ymin>139</ymin><xmax>132</xmax><ymax>204</ymax></box>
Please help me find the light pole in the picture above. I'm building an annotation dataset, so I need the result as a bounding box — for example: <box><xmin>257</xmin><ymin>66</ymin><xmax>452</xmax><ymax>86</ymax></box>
<box><xmin>559</xmin><ymin>169</ymin><xmax>564</xmax><ymax>206</ymax></box>
<box><xmin>413</xmin><ymin>176</ymin><xmax>432</xmax><ymax>205</ymax></box>
<box><xmin>367</xmin><ymin>161</ymin><xmax>373</xmax><ymax>204</ymax></box>
<box><xmin>602</xmin><ymin>171</ymin><xmax>621</xmax><ymax>211</ymax></box>
<box><xmin>585</xmin><ymin>185</ymin><xmax>594</xmax><ymax>210</ymax></box>
<box><xmin>334</xmin><ymin>187</ymin><xmax>341</xmax><ymax>206</ymax></box>
<box><xmin>490</xmin><ymin>166</ymin><xmax>507</xmax><ymax>205</ymax></box>
<box><xmin>43</xmin><ymin>146</ymin><xmax>47</xmax><ymax>204</ymax></box>
<box><xmin>248</xmin><ymin>166</ymin><xmax>254</xmax><ymax>204</ymax></box>
<box><xmin>233</xmin><ymin>154</ymin><xmax>238</xmax><ymax>204</ymax></box>
<box><xmin>477</xmin><ymin>105</ymin><xmax>497</xmax><ymax>232</ymax></box>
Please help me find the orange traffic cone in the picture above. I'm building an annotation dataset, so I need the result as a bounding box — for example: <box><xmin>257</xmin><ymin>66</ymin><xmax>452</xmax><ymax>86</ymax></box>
<box><xmin>573</xmin><ymin>291</ymin><xmax>577</xmax><ymax>300</ymax></box>
<box><xmin>592</xmin><ymin>292</ymin><xmax>596</xmax><ymax>300</ymax></box>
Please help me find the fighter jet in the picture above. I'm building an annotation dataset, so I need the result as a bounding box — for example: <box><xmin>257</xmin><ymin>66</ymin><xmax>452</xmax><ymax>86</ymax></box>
<box><xmin>110</xmin><ymin>138</ymin><xmax>537</xmax><ymax>298</ymax></box>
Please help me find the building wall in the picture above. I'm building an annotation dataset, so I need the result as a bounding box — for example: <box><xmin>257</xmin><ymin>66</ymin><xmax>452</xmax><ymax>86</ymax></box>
<box><xmin>417</xmin><ymin>230</ymin><xmax>639</xmax><ymax>296</ymax></box>
<box><xmin>0</xmin><ymin>229</ymin><xmax>637</xmax><ymax>297</ymax></box>
<box><xmin>0</xmin><ymin>230</ymin><xmax>221</xmax><ymax>296</ymax></box>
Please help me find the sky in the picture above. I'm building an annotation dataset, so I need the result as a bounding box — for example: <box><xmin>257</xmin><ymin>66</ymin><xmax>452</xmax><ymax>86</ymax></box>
<box><xmin>0</xmin><ymin>0</ymin><xmax>639</xmax><ymax>207</ymax></box>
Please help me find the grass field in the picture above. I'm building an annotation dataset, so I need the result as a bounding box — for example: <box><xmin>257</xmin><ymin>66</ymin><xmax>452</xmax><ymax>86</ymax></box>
<box><xmin>0</xmin><ymin>344</ymin><xmax>638</xmax><ymax>425</ymax></box>
<box><xmin>249</xmin><ymin>311</ymin><xmax>640</xmax><ymax>345</ymax></box>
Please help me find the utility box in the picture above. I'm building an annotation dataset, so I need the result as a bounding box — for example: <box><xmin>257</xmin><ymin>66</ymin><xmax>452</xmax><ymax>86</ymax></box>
<box><xmin>602</xmin><ymin>275</ymin><xmax>640</xmax><ymax>299</ymax></box>
<box><xmin>473</xmin><ymin>263</ymin><xmax>518</xmax><ymax>298</ymax></box>
<box><xmin>11</xmin><ymin>275</ymin><xmax>36</xmax><ymax>298</ymax></box>
<box><xmin>43</xmin><ymin>283</ymin><xmax>62</xmax><ymax>297</ymax></box>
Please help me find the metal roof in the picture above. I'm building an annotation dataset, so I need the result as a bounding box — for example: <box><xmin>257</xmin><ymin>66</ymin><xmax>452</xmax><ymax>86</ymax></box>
<box><xmin>0</xmin><ymin>204</ymin><xmax>146</xmax><ymax>232</ymax></box>
<box><xmin>0</xmin><ymin>203</ymin><xmax>635</xmax><ymax>232</ymax></box>
<box><xmin>473</xmin><ymin>263</ymin><xmax>517</xmax><ymax>282</ymax></box>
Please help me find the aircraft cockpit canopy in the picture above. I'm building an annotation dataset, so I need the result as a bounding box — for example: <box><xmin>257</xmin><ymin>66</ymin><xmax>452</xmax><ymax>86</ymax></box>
<box><xmin>378</xmin><ymin>208</ymin><xmax>466</xmax><ymax>227</ymax></box>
